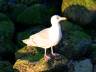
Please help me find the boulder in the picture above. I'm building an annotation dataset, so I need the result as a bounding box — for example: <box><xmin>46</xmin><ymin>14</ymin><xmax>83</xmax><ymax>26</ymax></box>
<box><xmin>8</xmin><ymin>4</ymin><xmax>27</xmax><ymax>21</ymax></box>
<box><xmin>0</xmin><ymin>13</ymin><xmax>11</xmax><ymax>22</ymax></box>
<box><xmin>90</xmin><ymin>43</ymin><xmax>96</xmax><ymax>64</ymax></box>
<box><xmin>0</xmin><ymin>61</ymin><xmax>13</xmax><ymax>72</ymax></box>
<box><xmin>0</xmin><ymin>21</ymin><xmax>14</xmax><ymax>39</ymax></box>
<box><xmin>61</xmin><ymin>0</ymin><xmax>96</xmax><ymax>25</ymax></box>
<box><xmin>73</xmin><ymin>59</ymin><xmax>93</xmax><ymax>72</ymax></box>
<box><xmin>56</xmin><ymin>21</ymin><xmax>91</xmax><ymax>59</ymax></box>
<box><xmin>13</xmin><ymin>46</ymin><xmax>68</xmax><ymax>72</ymax></box>
<box><xmin>16</xmin><ymin>0</ymin><xmax>43</xmax><ymax>6</ymax></box>
<box><xmin>17</xmin><ymin>4</ymin><xmax>52</xmax><ymax>26</ymax></box>
<box><xmin>0</xmin><ymin>21</ymin><xmax>15</xmax><ymax>61</ymax></box>
<box><xmin>0</xmin><ymin>0</ymin><xmax>8</xmax><ymax>12</ymax></box>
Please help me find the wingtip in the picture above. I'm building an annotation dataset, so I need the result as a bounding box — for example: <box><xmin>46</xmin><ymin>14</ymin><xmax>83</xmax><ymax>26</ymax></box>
<box><xmin>22</xmin><ymin>39</ymin><xmax>26</xmax><ymax>44</ymax></box>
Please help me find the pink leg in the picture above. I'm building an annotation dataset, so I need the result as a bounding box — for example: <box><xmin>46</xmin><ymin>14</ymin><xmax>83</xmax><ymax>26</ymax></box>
<box><xmin>44</xmin><ymin>48</ymin><xmax>50</xmax><ymax>61</ymax></box>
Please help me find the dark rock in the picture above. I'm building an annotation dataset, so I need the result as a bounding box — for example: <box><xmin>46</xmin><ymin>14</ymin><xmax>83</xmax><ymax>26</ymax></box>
<box><xmin>16</xmin><ymin>0</ymin><xmax>43</xmax><ymax>6</ymax></box>
<box><xmin>56</xmin><ymin>21</ymin><xmax>91</xmax><ymax>59</ymax></box>
<box><xmin>93</xmin><ymin>64</ymin><xmax>96</xmax><ymax>72</ymax></box>
<box><xmin>0</xmin><ymin>20</ymin><xmax>15</xmax><ymax>62</ymax></box>
<box><xmin>8</xmin><ymin>4</ymin><xmax>27</xmax><ymax>21</ymax></box>
<box><xmin>0</xmin><ymin>21</ymin><xmax>14</xmax><ymax>38</ymax></box>
<box><xmin>90</xmin><ymin>43</ymin><xmax>96</xmax><ymax>64</ymax></box>
<box><xmin>0</xmin><ymin>0</ymin><xmax>9</xmax><ymax>12</ymax></box>
<box><xmin>16</xmin><ymin>4</ymin><xmax>52</xmax><ymax>26</ymax></box>
<box><xmin>68</xmin><ymin>59</ymin><xmax>93</xmax><ymax>72</ymax></box>
<box><xmin>0</xmin><ymin>13</ymin><xmax>11</xmax><ymax>21</ymax></box>
<box><xmin>0</xmin><ymin>61</ymin><xmax>14</xmax><ymax>72</ymax></box>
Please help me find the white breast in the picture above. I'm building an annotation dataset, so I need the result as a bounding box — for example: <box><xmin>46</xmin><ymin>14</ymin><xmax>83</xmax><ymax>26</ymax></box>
<box><xmin>48</xmin><ymin>24</ymin><xmax>62</xmax><ymax>46</ymax></box>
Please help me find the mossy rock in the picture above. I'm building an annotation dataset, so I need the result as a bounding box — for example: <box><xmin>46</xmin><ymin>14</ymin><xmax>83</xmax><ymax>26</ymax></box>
<box><xmin>0</xmin><ymin>0</ymin><xmax>8</xmax><ymax>12</ymax></box>
<box><xmin>0</xmin><ymin>21</ymin><xmax>15</xmax><ymax>58</ymax></box>
<box><xmin>0</xmin><ymin>40</ymin><xmax>15</xmax><ymax>53</ymax></box>
<box><xmin>67</xmin><ymin>31</ymin><xmax>91</xmax><ymax>58</ymax></box>
<box><xmin>62</xmin><ymin>0</ymin><xmax>96</xmax><ymax>12</ymax></box>
<box><xmin>61</xmin><ymin>21</ymin><xmax>82</xmax><ymax>32</ymax></box>
<box><xmin>57</xmin><ymin>24</ymin><xmax>91</xmax><ymax>59</ymax></box>
<box><xmin>0</xmin><ymin>21</ymin><xmax>14</xmax><ymax>39</ymax></box>
<box><xmin>17</xmin><ymin>4</ymin><xmax>52</xmax><ymax>26</ymax></box>
<box><xmin>13</xmin><ymin>54</ymin><xmax>68</xmax><ymax>72</ymax></box>
<box><xmin>0</xmin><ymin>13</ymin><xmax>11</xmax><ymax>22</ymax></box>
<box><xmin>9</xmin><ymin>4</ymin><xmax>27</xmax><ymax>20</ymax></box>
<box><xmin>0</xmin><ymin>61</ymin><xmax>13</xmax><ymax>72</ymax></box>
<box><xmin>15</xmin><ymin>46</ymin><xmax>44</xmax><ymax>62</ymax></box>
<box><xmin>61</xmin><ymin>0</ymin><xmax>95</xmax><ymax>24</ymax></box>
<box><xmin>16</xmin><ymin>0</ymin><xmax>43</xmax><ymax>6</ymax></box>
<box><xmin>90</xmin><ymin>44</ymin><xmax>96</xmax><ymax>63</ymax></box>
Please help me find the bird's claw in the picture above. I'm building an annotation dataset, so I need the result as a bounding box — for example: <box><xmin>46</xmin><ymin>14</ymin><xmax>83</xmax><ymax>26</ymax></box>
<box><xmin>44</xmin><ymin>55</ymin><xmax>51</xmax><ymax>61</ymax></box>
<box><xmin>52</xmin><ymin>53</ymin><xmax>59</xmax><ymax>57</ymax></box>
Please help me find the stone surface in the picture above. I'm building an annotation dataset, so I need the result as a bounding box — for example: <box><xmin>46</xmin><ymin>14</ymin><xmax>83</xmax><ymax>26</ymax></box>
<box><xmin>73</xmin><ymin>59</ymin><xmax>93</xmax><ymax>72</ymax></box>
<box><xmin>93</xmin><ymin>64</ymin><xmax>96</xmax><ymax>72</ymax></box>
<box><xmin>56</xmin><ymin>21</ymin><xmax>91</xmax><ymax>59</ymax></box>
<box><xmin>0</xmin><ymin>61</ymin><xmax>13</xmax><ymax>72</ymax></box>
<box><xmin>67</xmin><ymin>59</ymin><xmax>93</xmax><ymax>72</ymax></box>
<box><xmin>14</xmin><ymin>46</ymin><xmax>68</xmax><ymax>72</ymax></box>
<box><xmin>61</xmin><ymin>0</ymin><xmax>96</xmax><ymax>25</ymax></box>
<box><xmin>17</xmin><ymin>4</ymin><xmax>52</xmax><ymax>26</ymax></box>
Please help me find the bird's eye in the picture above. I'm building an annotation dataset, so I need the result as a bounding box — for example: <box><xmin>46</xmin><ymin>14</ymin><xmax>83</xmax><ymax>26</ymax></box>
<box><xmin>57</xmin><ymin>16</ymin><xmax>59</xmax><ymax>19</ymax></box>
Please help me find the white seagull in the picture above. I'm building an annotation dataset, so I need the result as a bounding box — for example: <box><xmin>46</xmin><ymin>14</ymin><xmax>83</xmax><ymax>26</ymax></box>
<box><xmin>22</xmin><ymin>15</ymin><xmax>67</xmax><ymax>61</ymax></box>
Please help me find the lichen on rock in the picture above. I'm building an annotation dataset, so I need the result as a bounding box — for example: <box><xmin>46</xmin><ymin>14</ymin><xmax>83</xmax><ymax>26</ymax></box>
<box><xmin>14</xmin><ymin>46</ymin><xmax>68</xmax><ymax>72</ymax></box>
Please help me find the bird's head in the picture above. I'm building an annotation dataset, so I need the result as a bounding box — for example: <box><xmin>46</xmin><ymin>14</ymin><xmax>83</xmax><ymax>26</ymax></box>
<box><xmin>51</xmin><ymin>15</ymin><xmax>67</xmax><ymax>25</ymax></box>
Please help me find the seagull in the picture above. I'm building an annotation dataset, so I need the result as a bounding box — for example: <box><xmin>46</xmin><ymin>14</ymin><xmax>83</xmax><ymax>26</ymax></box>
<box><xmin>22</xmin><ymin>15</ymin><xmax>67</xmax><ymax>61</ymax></box>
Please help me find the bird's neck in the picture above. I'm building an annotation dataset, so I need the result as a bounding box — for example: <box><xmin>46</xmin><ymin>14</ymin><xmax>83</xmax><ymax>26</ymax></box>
<box><xmin>51</xmin><ymin>23</ymin><xmax>61</xmax><ymax>30</ymax></box>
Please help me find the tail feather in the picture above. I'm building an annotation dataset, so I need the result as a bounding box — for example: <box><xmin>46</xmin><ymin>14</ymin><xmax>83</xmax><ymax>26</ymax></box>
<box><xmin>22</xmin><ymin>38</ymin><xmax>37</xmax><ymax>46</ymax></box>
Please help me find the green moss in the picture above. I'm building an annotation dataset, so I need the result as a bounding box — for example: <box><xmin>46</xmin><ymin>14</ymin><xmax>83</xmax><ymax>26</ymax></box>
<box><xmin>15</xmin><ymin>46</ymin><xmax>43</xmax><ymax>62</ymax></box>
<box><xmin>61</xmin><ymin>0</ymin><xmax>95</xmax><ymax>24</ymax></box>
<box><xmin>0</xmin><ymin>13</ymin><xmax>11</xmax><ymax>22</ymax></box>
<box><xmin>61</xmin><ymin>21</ymin><xmax>82</xmax><ymax>32</ymax></box>
<box><xmin>0</xmin><ymin>21</ymin><xmax>14</xmax><ymax>38</ymax></box>
<box><xmin>70</xmin><ymin>31</ymin><xmax>90</xmax><ymax>41</ymax></box>
<box><xmin>60</xmin><ymin>22</ymin><xmax>91</xmax><ymax>58</ymax></box>
<box><xmin>16</xmin><ymin>0</ymin><xmax>42</xmax><ymax>6</ymax></box>
<box><xmin>17</xmin><ymin>4</ymin><xmax>51</xmax><ymax>26</ymax></box>
<box><xmin>90</xmin><ymin>44</ymin><xmax>96</xmax><ymax>61</ymax></box>
<box><xmin>0</xmin><ymin>0</ymin><xmax>8</xmax><ymax>12</ymax></box>
<box><xmin>62</xmin><ymin>0</ymin><xmax>96</xmax><ymax>12</ymax></box>
<box><xmin>9</xmin><ymin>4</ymin><xmax>27</xmax><ymax>20</ymax></box>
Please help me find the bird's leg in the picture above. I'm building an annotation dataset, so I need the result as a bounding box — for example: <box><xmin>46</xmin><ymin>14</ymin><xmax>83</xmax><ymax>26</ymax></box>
<box><xmin>51</xmin><ymin>47</ymin><xmax>59</xmax><ymax>56</ymax></box>
<box><xmin>44</xmin><ymin>48</ymin><xmax>50</xmax><ymax>61</ymax></box>
<box><xmin>51</xmin><ymin>46</ymin><xmax>54</xmax><ymax>55</ymax></box>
